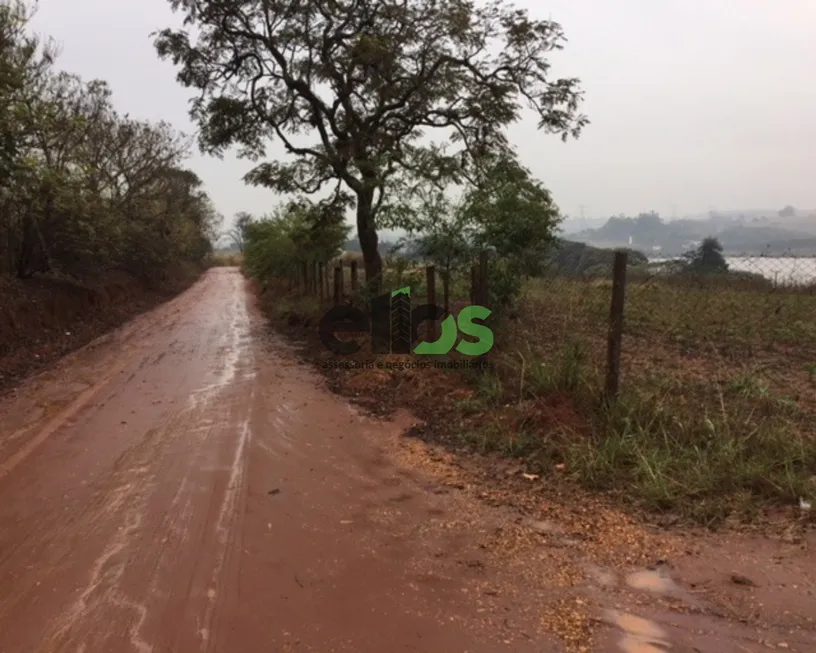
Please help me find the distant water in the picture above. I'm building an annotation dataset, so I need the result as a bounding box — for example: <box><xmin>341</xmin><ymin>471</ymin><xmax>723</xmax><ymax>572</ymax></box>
<box><xmin>649</xmin><ymin>256</ymin><xmax>816</xmax><ymax>285</ymax></box>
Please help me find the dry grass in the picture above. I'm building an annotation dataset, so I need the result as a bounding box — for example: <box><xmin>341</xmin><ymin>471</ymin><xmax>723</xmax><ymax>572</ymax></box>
<box><xmin>209</xmin><ymin>252</ymin><xmax>243</xmax><ymax>267</ymax></box>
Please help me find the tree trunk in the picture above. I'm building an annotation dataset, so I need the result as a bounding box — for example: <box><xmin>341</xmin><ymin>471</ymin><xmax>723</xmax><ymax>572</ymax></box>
<box><xmin>355</xmin><ymin>189</ymin><xmax>382</xmax><ymax>294</ymax></box>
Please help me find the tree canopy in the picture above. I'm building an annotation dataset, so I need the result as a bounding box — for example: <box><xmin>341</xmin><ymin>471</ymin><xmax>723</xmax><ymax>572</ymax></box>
<box><xmin>683</xmin><ymin>237</ymin><xmax>729</xmax><ymax>275</ymax></box>
<box><xmin>154</xmin><ymin>0</ymin><xmax>588</xmax><ymax>289</ymax></box>
<box><xmin>227</xmin><ymin>212</ymin><xmax>254</xmax><ymax>252</ymax></box>
<box><xmin>0</xmin><ymin>1</ymin><xmax>220</xmax><ymax>281</ymax></box>
<box><xmin>387</xmin><ymin>156</ymin><xmax>560</xmax><ymax>308</ymax></box>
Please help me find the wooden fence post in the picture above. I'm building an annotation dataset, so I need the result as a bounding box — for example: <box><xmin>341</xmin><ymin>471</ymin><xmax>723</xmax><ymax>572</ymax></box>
<box><xmin>426</xmin><ymin>265</ymin><xmax>437</xmax><ymax>341</ymax></box>
<box><xmin>605</xmin><ymin>250</ymin><xmax>628</xmax><ymax>399</ymax></box>
<box><xmin>350</xmin><ymin>260</ymin><xmax>359</xmax><ymax>292</ymax></box>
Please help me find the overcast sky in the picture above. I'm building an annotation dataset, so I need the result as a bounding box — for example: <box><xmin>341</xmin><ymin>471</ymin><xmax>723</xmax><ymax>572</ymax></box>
<box><xmin>27</xmin><ymin>0</ymin><xmax>815</xmax><ymax>231</ymax></box>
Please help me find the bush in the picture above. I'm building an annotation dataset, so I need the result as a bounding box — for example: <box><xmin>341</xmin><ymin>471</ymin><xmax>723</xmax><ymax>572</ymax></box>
<box><xmin>241</xmin><ymin>199</ymin><xmax>350</xmax><ymax>286</ymax></box>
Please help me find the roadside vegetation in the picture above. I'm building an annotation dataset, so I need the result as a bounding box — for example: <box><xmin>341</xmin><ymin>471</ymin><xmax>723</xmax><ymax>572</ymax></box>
<box><xmin>156</xmin><ymin>0</ymin><xmax>815</xmax><ymax>526</ymax></box>
<box><xmin>1</xmin><ymin>1</ymin><xmax>219</xmax><ymax>283</ymax></box>
<box><xmin>482</xmin><ymin>265</ymin><xmax>816</xmax><ymax>524</ymax></box>
<box><xmin>0</xmin><ymin>1</ymin><xmax>220</xmax><ymax>388</ymax></box>
<box><xmin>240</xmin><ymin>199</ymin><xmax>816</xmax><ymax>525</ymax></box>
<box><xmin>208</xmin><ymin>250</ymin><xmax>243</xmax><ymax>267</ymax></box>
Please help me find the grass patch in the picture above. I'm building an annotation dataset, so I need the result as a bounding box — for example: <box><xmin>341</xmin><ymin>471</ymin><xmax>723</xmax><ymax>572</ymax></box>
<box><xmin>564</xmin><ymin>389</ymin><xmax>816</xmax><ymax>524</ymax></box>
<box><xmin>258</xmin><ymin>282</ymin><xmax>323</xmax><ymax>325</ymax></box>
<box><xmin>448</xmin><ymin>276</ymin><xmax>816</xmax><ymax>523</ymax></box>
<box><xmin>251</xmin><ymin>269</ymin><xmax>816</xmax><ymax>526</ymax></box>
<box><xmin>526</xmin><ymin>275</ymin><xmax>816</xmax><ymax>352</ymax></box>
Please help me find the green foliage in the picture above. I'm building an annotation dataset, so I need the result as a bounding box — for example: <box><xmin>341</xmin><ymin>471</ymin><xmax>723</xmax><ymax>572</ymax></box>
<box><xmin>242</xmin><ymin>198</ymin><xmax>351</xmax><ymax>284</ymax></box>
<box><xmin>463</xmin><ymin>157</ymin><xmax>562</xmax><ymax>275</ymax></box>
<box><xmin>486</xmin><ymin>258</ymin><xmax>525</xmax><ymax>311</ymax></box>
<box><xmin>227</xmin><ymin>212</ymin><xmax>253</xmax><ymax>253</ymax></box>
<box><xmin>0</xmin><ymin>1</ymin><xmax>219</xmax><ymax>282</ymax></box>
<box><xmin>155</xmin><ymin>0</ymin><xmax>587</xmax><ymax>286</ymax></box>
<box><xmin>466</xmin><ymin>158</ymin><xmax>562</xmax><ymax>311</ymax></box>
<box><xmin>243</xmin><ymin>220</ymin><xmax>296</xmax><ymax>281</ymax></box>
<box><xmin>285</xmin><ymin>197</ymin><xmax>353</xmax><ymax>266</ymax></box>
<box><xmin>566</xmin><ymin>387</ymin><xmax>816</xmax><ymax>522</ymax></box>
<box><xmin>682</xmin><ymin>237</ymin><xmax>729</xmax><ymax>275</ymax></box>
<box><xmin>389</xmin><ymin>157</ymin><xmax>562</xmax><ymax>313</ymax></box>
<box><xmin>394</xmin><ymin>183</ymin><xmax>473</xmax><ymax>305</ymax></box>
<box><xmin>462</xmin><ymin>158</ymin><xmax>562</xmax><ymax>311</ymax></box>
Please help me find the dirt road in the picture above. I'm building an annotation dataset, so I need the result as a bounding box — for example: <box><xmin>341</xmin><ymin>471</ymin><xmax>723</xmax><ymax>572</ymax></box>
<box><xmin>1</xmin><ymin>268</ymin><xmax>814</xmax><ymax>653</ymax></box>
<box><xmin>0</xmin><ymin>268</ymin><xmax>552</xmax><ymax>652</ymax></box>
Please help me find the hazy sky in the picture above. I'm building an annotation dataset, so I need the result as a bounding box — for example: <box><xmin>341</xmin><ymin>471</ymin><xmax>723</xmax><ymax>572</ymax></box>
<box><xmin>27</xmin><ymin>0</ymin><xmax>816</xmax><ymax>232</ymax></box>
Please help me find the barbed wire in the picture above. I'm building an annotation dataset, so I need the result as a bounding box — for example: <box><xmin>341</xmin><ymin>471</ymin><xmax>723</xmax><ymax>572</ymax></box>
<box><xmin>513</xmin><ymin>254</ymin><xmax>816</xmax><ymax>424</ymax></box>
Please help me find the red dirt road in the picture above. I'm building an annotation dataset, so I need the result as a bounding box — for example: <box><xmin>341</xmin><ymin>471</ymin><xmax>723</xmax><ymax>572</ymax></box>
<box><xmin>0</xmin><ymin>268</ymin><xmax>555</xmax><ymax>652</ymax></box>
<box><xmin>2</xmin><ymin>268</ymin><xmax>814</xmax><ymax>653</ymax></box>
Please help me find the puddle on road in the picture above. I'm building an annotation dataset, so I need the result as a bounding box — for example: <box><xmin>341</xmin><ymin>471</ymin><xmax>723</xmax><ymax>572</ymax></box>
<box><xmin>625</xmin><ymin>568</ymin><xmax>677</xmax><ymax>594</ymax></box>
<box><xmin>619</xmin><ymin>637</ymin><xmax>668</xmax><ymax>653</ymax></box>
<box><xmin>584</xmin><ymin>564</ymin><xmax>679</xmax><ymax>596</ymax></box>
<box><xmin>623</xmin><ymin>564</ymin><xmax>704</xmax><ymax>609</ymax></box>
<box><xmin>584</xmin><ymin>563</ymin><xmax>618</xmax><ymax>588</ymax></box>
<box><xmin>606</xmin><ymin>610</ymin><xmax>670</xmax><ymax>653</ymax></box>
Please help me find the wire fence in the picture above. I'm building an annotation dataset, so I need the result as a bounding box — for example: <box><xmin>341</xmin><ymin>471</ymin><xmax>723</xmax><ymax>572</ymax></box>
<box><xmin>512</xmin><ymin>253</ymin><xmax>816</xmax><ymax>440</ymax></box>
<box><xmin>285</xmin><ymin>252</ymin><xmax>816</xmax><ymax>421</ymax></box>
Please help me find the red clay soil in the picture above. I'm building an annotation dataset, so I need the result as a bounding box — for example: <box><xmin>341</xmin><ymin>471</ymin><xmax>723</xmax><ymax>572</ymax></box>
<box><xmin>0</xmin><ymin>267</ymin><xmax>200</xmax><ymax>394</ymax></box>
<box><xmin>0</xmin><ymin>268</ymin><xmax>813</xmax><ymax>652</ymax></box>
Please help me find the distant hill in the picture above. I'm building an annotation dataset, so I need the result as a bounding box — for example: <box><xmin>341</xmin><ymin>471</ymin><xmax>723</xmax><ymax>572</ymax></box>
<box><xmin>716</xmin><ymin>226</ymin><xmax>816</xmax><ymax>254</ymax></box>
<box><xmin>544</xmin><ymin>240</ymin><xmax>648</xmax><ymax>277</ymax></box>
<box><xmin>558</xmin><ymin>217</ymin><xmax>609</xmax><ymax>235</ymax></box>
<box><xmin>573</xmin><ymin>212</ymin><xmax>816</xmax><ymax>257</ymax></box>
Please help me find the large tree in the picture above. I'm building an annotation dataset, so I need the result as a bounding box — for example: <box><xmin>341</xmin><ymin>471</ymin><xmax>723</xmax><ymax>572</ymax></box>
<box><xmin>227</xmin><ymin>211</ymin><xmax>254</xmax><ymax>252</ymax></box>
<box><xmin>154</xmin><ymin>0</ymin><xmax>588</xmax><ymax>290</ymax></box>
